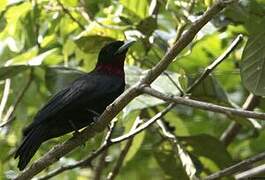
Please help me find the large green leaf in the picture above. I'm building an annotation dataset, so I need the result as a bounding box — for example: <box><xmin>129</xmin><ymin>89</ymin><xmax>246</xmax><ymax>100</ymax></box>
<box><xmin>123</xmin><ymin>113</ymin><xmax>146</xmax><ymax>164</ymax></box>
<box><xmin>179</xmin><ymin>134</ymin><xmax>233</xmax><ymax>177</ymax></box>
<box><xmin>124</xmin><ymin>66</ymin><xmax>181</xmax><ymax>115</ymax></box>
<box><xmin>120</xmin><ymin>0</ymin><xmax>149</xmax><ymax>19</ymax></box>
<box><xmin>241</xmin><ymin>31</ymin><xmax>265</xmax><ymax>96</ymax></box>
<box><xmin>75</xmin><ymin>35</ymin><xmax>114</xmax><ymax>54</ymax></box>
<box><xmin>190</xmin><ymin>75</ymin><xmax>230</xmax><ymax>105</ymax></box>
<box><xmin>154</xmin><ymin>141</ymin><xmax>189</xmax><ymax>180</ymax></box>
<box><xmin>190</xmin><ymin>75</ymin><xmax>260</xmax><ymax>128</ymax></box>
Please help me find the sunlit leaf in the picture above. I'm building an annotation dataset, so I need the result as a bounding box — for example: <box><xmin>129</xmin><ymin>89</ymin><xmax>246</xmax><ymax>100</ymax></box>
<box><xmin>120</xmin><ymin>0</ymin><xmax>149</xmax><ymax>19</ymax></box>
<box><xmin>179</xmin><ymin>134</ymin><xmax>233</xmax><ymax>176</ymax></box>
<box><xmin>75</xmin><ymin>35</ymin><xmax>114</xmax><ymax>53</ymax></box>
<box><xmin>154</xmin><ymin>141</ymin><xmax>189</xmax><ymax>179</ymax></box>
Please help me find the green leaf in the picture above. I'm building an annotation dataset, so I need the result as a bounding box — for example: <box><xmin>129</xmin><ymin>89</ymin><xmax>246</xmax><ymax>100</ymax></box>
<box><xmin>0</xmin><ymin>16</ymin><xmax>7</xmax><ymax>31</ymax></box>
<box><xmin>190</xmin><ymin>75</ymin><xmax>259</xmax><ymax>128</ymax></box>
<box><xmin>124</xmin><ymin>66</ymin><xmax>181</xmax><ymax>115</ymax></box>
<box><xmin>190</xmin><ymin>75</ymin><xmax>230</xmax><ymax>105</ymax></box>
<box><xmin>75</xmin><ymin>35</ymin><xmax>114</xmax><ymax>54</ymax></box>
<box><xmin>0</xmin><ymin>0</ymin><xmax>7</xmax><ymax>12</ymax></box>
<box><xmin>204</xmin><ymin>0</ymin><xmax>214</xmax><ymax>7</ymax></box>
<box><xmin>154</xmin><ymin>141</ymin><xmax>189</xmax><ymax>180</ymax></box>
<box><xmin>120</xmin><ymin>111</ymin><xmax>146</xmax><ymax>164</ymax></box>
<box><xmin>120</xmin><ymin>0</ymin><xmax>149</xmax><ymax>19</ymax></box>
<box><xmin>136</xmin><ymin>16</ymin><xmax>157</xmax><ymax>36</ymax></box>
<box><xmin>124</xmin><ymin>127</ymin><xmax>145</xmax><ymax>163</ymax></box>
<box><xmin>61</xmin><ymin>0</ymin><xmax>78</xmax><ymax>7</ymax></box>
<box><xmin>241</xmin><ymin>31</ymin><xmax>265</xmax><ymax>96</ymax></box>
<box><xmin>179</xmin><ymin>134</ymin><xmax>233</xmax><ymax>176</ymax></box>
<box><xmin>5</xmin><ymin>47</ymin><xmax>38</xmax><ymax>65</ymax></box>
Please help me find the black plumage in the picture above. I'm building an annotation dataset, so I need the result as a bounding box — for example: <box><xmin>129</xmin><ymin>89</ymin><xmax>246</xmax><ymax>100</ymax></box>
<box><xmin>15</xmin><ymin>40</ymin><xmax>134</xmax><ymax>170</ymax></box>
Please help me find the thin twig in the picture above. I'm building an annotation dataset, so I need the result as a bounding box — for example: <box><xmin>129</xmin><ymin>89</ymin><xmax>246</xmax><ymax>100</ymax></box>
<box><xmin>156</xmin><ymin>119</ymin><xmax>198</xmax><ymax>179</ymax></box>
<box><xmin>186</xmin><ymin>34</ymin><xmax>243</xmax><ymax>93</ymax></box>
<box><xmin>93</xmin><ymin>150</ymin><xmax>108</xmax><ymax>180</ymax></box>
<box><xmin>0</xmin><ymin>69</ymin><xmax>34</xmax><ymax>127</ymax></box>
<box><xmin>106</xmin><ymin>139</ymin><xmax>133</xmax><ymax>180</ymax></box>
<box><xmin>205</xmin><ymin>151</ymin><xmax>265</xmax><ymax>180</ymax></box>
<box><xmin>56</xmin><ymin>0</ymin><xmax>86</xmax><ymax>30</ymax></box>
<box><xmin>38</xmin><ymin>120</ymin><xmax>117</xmax><ymax>180</ymax></box>
<box><xmin>111</xmin><ymin>104</ymin><xmax>175</xmax><ymax>143</ymax></box>
<box><xmin>38</xmin><ymin>117</ymin><xmax>143</xmax><ymax>180</ymax></box>
<box><xmin>235</xmin><ymin>163</ymin><xmax>265</xmax><ymax>179</ymax></box>
<box><xmin>220</xmin><ymin>94</ymin><xmax>260</xmax><ymax>146</ymax></box>
<box><xmin>158</xmin><ymin>34</ymin><xmax>244</xmax><ymax>123</ymax></box>
<box><xmin>107</xmin><ymin>117</ymin><xmax>142</xmax><ymax>180</ymax></box>
<box><xmin>92</xmin><ymin>120</ymin><xmax>117</xmax><ymax>180</ymax></box>
<box><xmin>0</xmin><ymin>79</ymin><xmax>11</xmax><ymax>121</ymax></box>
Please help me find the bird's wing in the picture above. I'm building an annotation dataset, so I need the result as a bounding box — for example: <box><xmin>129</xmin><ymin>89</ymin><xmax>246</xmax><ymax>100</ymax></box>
<box><xmin>34</xmin><ymin>78</ymin><xmax>91</xmax><ymax>123</ymax></box>
<box><xmin>33</xmin><ymin>74</ymin><xmax>122</xmax><ymax>124</ymax></box>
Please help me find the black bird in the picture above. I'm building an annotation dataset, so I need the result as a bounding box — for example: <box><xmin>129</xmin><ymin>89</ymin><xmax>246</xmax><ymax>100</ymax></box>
<box><xmin>15</xmin><ymin>40</ymin><xmax>134</xmax><ymax>170</ymax></box>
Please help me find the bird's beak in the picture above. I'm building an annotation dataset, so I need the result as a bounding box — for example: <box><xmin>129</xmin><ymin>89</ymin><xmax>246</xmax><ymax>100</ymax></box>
<box><xmin>115</xmin><ymin>40</ymin><xmax>135</xmax><ymax>55</ymax></box>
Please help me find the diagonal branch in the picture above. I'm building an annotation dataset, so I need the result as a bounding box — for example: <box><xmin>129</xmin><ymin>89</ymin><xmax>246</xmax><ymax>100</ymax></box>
<box><xmin>220</xmin><ymin>94</ymin><xmax>260</xmax><ymax>146</ymax></box>
<box><xmin>186</xmin><ymin>34</ymin><xmax>243</xmax><ymax>93</ymax></box>
<box><xmin>14</xmin><ymin>1</ymin><xmax>236</xmax><ymax>179</ymax></box>
<box><xmin>38</xmin><ymin>120</ymin><xmax>117</xmax><ymax>180</ymax></box>
<box><xmin>56</xmin><ymin>0</ymin><xmax>86</xmax><ymax>30</ymax></box>
<box><xmin>205</xmin><ymin>150</ymin><xmax>265</xmax><ymax>180</ymax></box>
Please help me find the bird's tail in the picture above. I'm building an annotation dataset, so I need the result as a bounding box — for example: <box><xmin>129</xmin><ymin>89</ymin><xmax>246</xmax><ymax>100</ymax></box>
<box><xmin>15</xmin><ymin>127</ymin><xmax>44</xmax><ymax>170</ymax></box>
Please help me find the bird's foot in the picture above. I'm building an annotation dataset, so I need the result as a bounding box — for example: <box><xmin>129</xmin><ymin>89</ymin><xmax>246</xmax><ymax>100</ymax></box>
<box><xmin>72</xmin><ymin>130</ymin><xmax>81</xmax><ymax>137</ymax></box>
<box><xmin>91</xmin><ymin>116</ymin><xmax>99</xmax><ymax>124</ymax></box>
<box><xmin>72</xmin><ymin>130</ymin><xmax>86</xmax><ymax>147</ymax></box>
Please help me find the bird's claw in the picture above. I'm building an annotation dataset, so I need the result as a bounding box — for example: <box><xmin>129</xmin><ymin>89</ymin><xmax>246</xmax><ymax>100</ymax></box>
<box><xmin>73</xmin><ymin>130</ymin><xmax>80</xmax><ymax>137</ymax></box>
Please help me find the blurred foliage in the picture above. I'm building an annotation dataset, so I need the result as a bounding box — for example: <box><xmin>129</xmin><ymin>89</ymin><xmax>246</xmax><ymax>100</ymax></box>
<box><xmin>1</xmin><ymin>0</ymin><xmax>265</xmax><ymax>179</ymax></box>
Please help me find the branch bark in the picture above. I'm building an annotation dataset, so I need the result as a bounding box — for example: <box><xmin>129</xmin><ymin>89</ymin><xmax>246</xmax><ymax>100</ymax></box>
<box><xmin>235</xmin><ymin>163</ymin><xmax>265</xmax><ymax>179</ymax></box>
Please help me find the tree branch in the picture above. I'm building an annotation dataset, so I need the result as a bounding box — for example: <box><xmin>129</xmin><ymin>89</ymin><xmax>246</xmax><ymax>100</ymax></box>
<box><xmin>15</xmin><ymin>1</ymin><xmax>235</xmax><ymax>179</ymax></box>
<box><xmin>141</xmin><ymin>87</ymin><xmax>265</xmax><ymax>120</ymax></box>
<box><xmin>156</xmin><ymin>119</ymin><xmax>198</xmax><ymax>179</ymax></box>
<box><xmin>93</xmin><ymin>150</ymin><xmax>108</xmax><ymax>180</ymax></box>
<box><xmin>0</xmin><ymin>79</ymin><xmax>11</xmax><ymax>121</ymax></box>
<box><xmin>38</xmin><ymin>120</ymin><xmax>117</xmax><ymax>180</ymax></box>
<box><xmin>107</xmin><ymin>117</ymin><xmax>142</xmax><ymax>180</ymax></box>
<box><xmin>220</xmin><ymin>94</ymin><xmax>260</xmax><ymax>146</ymax></box>
<box><xmin>0</xmin><ymin>68</ymin><xmax>34</xmax><ymax>128</ymax></box>
<box><xmin>205</xmin><ymin>151</ymin><xmax>265</xmax><ymax>180</ymax></box>
<box><xmin>38</xmin><ymin>115</ymin><xmax>142</xmax><ymax>180</ymax></box>
<box><xmin>56</xmin><ymin>0</ymin><xmax>86</xmax><ymax>30</ymax></box>
<box><xmin>186</xmin><ymin>34</ymin><xmax>243</xmax><ymax>93</ymax></box>
<box><xmin>235</xmin><ymin>163</ymin><xmax>265</xmax><ymax>179</ymax></box>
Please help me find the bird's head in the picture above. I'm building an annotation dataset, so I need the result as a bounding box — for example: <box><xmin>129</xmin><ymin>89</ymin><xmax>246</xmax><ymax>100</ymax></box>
<box><xmin>95</xmin><ymin>40</ymin><xmax>134</xmax><ymax>76</ymax></box>
<box><xmin>97</xmin><ymin>40</ymin><xmax>134</xmax><ymax>66</ymax></box>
